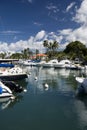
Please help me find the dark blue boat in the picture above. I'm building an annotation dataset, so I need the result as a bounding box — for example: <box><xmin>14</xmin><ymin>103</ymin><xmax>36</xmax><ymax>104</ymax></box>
<box><xmin>0</xmin><ymin>63</ymin><xmax>14</xmax><ymax>68</ymax></box>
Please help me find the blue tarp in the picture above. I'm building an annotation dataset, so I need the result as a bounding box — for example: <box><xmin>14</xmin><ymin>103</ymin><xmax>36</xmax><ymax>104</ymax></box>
<box><xmin>0</xmin><ymin>63</ymin><xmax>14</xmax><ymax>68</ymax></box>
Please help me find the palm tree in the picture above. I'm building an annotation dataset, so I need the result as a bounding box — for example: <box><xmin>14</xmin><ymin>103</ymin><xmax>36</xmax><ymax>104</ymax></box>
<box><xmin>43</xmin><ymin>40</ymin><xmax>59</xmax><ymax>58</ymax></box>
<box><xmin>52</xmin><ymin>40</ymin><xmax>59</xmax><ymax>50</ymax></box>
<box><xmin>43</xmin><ymin>40</ymin><xmax>49</xmax><ymax>47</ymax></box>
<box><xmin>21</xmin><ymin>48</ymin><xmax>33</xmax><ymax>59</ymax></box>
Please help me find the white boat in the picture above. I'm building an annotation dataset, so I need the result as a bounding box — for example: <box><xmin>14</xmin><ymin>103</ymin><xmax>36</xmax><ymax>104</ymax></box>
<box><xmin>23</xmin><ymin>60</ymin><xmax>36</xmax><ymax>66</ymax></box>
<box><xmin>42</xmin><ymin>59</ymin><xmax>58</xmax><ymax>68</ymax></box>
<box><xmin>66</xmin><ymin>63</ymin><xmax>84</xmax><ymax>70</ymax></box>
<box><xmin>36</xmin><ymin>61</ymin><xmax>46</xmax><ymax>67</ymax></box>
<box><xmin>75</xmin><ymin>77</ymin><xmax>85</xmax><ymax>83</ymax></box>
<box><xmin>23</xmin><ymin>59</ymin><xmax>41</xmax><ymax>66</ymax></box>
<box><xmin>66</xmin><ymin>63</ymin><xmax>77</xmax><ymax>70</ymax></box>
<box><xmin>0</xmin><ymin>81</ymin><xmax>14</xmax><ymax>98</ymax></box>
<box><xmin>54</xmin><ymin>59</ymin><xmax>71</xmax><ymax>69</ymax></box>
<box><xmin>75</xmin><ymin>76</ymin><xmax>87</xmax><ymax>94</ymax></box>
<box><xmin>2</xmin><ymin>80</ymin><xmax>27</xmax><ymax>93</ymax></box>
<box><xmin>0</xmin><ymin>66</ymin><xmax>28</xmax><ymax>81</ymax></box>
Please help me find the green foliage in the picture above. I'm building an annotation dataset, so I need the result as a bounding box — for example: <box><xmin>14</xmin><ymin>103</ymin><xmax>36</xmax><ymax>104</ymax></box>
<box><xmin>64</xmin><ymin>41</ymin><xmax>86</xmax><ymax>53</ymax></box>
<box><xmin>1</xmin><ymin>40</ymin><xmax>87</xmax><ymax>62</ymax></box>
<box><xmin>43</xmin><ymin>40</ymin><xmax>59</xmax><ymax>58</ymax></box>
<box><xmin>64</xmin><ymin>41</ymin><xmax>87</xmax><ymax>60</ymax></box>
<box><xmin>21</xmin><ymin>48</ymin><xmax>33</xmax><ymax>59</ymax></box>
<box><xmin>0</xmin><ymin>53</ymin><xmax>6</xmax><ymax>59</ymax></box>
<box><xmin>10</xmin><ymin>53</ymin><xmax>23</xmax><ymax>59</ymax></box>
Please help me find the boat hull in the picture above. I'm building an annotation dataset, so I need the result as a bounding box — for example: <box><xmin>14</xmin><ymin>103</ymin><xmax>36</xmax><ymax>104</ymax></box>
<box><xmin>0</xmin><ymin>93</ymin><xmax>13</xmax><ymax>98</ymax></box>
<box><xmin>0</xmin><ymin>74</ymin><xmax>28</xmax><ymax>81</ymax></box>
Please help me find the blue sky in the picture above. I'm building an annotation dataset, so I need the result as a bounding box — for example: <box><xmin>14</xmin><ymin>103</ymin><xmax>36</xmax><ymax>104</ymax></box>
<box><xmin>0</xmin><ymin>0</ymin><xmax>87</xmax><ymax>53</ymax></box>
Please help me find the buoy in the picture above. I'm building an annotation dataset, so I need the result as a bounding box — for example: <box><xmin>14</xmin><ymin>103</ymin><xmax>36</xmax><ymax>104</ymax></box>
<box><xmin>44</xmin><ymin>83</ymin><xmax>49</xmax><ymax>88</ymax></box>
<box><xmin>34</xmin><ymin>76</ymin><xmax>38</xmax><ymax>80</ymax></box>
<box><xmin>29</xmin><ymin>72</ymin><xmax>31</xmax><ymax>75</ymax></box>
<box><xmin>23</xmin><ymin>89</ymin><xmax>27</xmax><ymax>92</ymax></box>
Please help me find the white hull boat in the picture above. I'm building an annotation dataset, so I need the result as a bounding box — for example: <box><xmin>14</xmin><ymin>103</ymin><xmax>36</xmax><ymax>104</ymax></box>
<box><xmin>54</xmin><ymin>59</ymin><xmax>71</xmax><ymax>69</ymax></box>
<box><xmin>0</xmin><ymin>81</ymin><xmax>14</xmax><ymax>98</ymax></box>
<box><xmin>42</xmin><ymin>59</ymin><xmax>58</xmax><ymax>68</ymax></box>
<box><xmin>75</xmin><ymin>77</ymin><xmax>85</xmax><ymax>83</ymax></box>
<box><xmin>75</xmin><ymin>77</ymin><xmax>87</xmax><ymax>94</ymax></box>
<box><xmin>0</xmin><ymin>66</ymin><xmax>28</xmax><ymax>81</ymax></box>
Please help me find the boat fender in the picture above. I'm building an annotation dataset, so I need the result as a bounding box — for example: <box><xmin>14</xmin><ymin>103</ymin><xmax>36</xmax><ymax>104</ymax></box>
<box><xmin>0</xmin><ymin>86</ymin><xmax>3</xmax><ymax>94</ymax></box>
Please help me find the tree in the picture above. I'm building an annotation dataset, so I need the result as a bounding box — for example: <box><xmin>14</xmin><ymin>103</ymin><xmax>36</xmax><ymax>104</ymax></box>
<box><xmin>64</xmin><ymin>41</ymin><xmax>87</xmax><ymax>60</ymax></box>
<box><xmin>43</xmin><ymin>40</ymin><xmax>59</xmax><ymax>58</ymax></box>
<box><xmin>10</xmin><ymin>53</ymin><xmax>22</xmax><ymax>59</ymax></box>
<box><xmin>0</xmin><ymin>52</ymin><xmax>6</xmax><ymax>59</ymax></box>
<box><xmin>21</xmin><ymin>48</ymin><xmax>33</xmax><ymax>59</ymax></box>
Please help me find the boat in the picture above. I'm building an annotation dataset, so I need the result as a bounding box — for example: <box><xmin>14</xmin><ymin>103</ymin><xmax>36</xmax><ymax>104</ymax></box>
<box><xmin>0</xmin><ymin>81</ymin><xmax>14</xmax><ymax>98</ymax></box>
<box><xmin>75</xmin><ymin>76</ymin><xmax>87</xmax><ymax>94</ymax></box>
<box><xmin>54</xmin><ymin>59</ymin><xmax>71</xmax><ymax>69</ymax></box>
<box><xmin>0</xmin><ymin>63</ymin><xmax>14</xmax><ymax>68</ymax></box>
<box><xmin>66</xmin><ymin>63</ymin><xmax>84</xmax><ymax>70</ymax></box>
<box><xmin>23</xmin><ymin>59</ymin><xmax>35</xmax><ymax>66</ymax></box>
<box><xmin>0</xmin><ymin>66</ymin><xmax>28</xmax><ymax>81</ymax></box>
<box><xmin>36</xmin><ymin>60</ymin><xmax>46</xmax><ymax>67</ymax></box>
<box><xmin>42</xmin><ymin>59</ymin><xmax>58</xmax><ymax>68</ymax></box>
<box><xmin>2</xmin><ymin>80</ymin><xmax>27</xmax><ymax>93</ymax></box>
<box><xmin>23</xmin><ymin>59</ymin><xmax>41</xmax><ymax>66</ymax></box>
<box><xmin>75</xmin><ymin>77</ymin><xmax>85</xmax><ymax>83</ymax></box>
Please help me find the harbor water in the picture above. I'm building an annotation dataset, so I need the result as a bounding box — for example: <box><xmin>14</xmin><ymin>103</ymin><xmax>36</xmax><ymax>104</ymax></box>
<box><xmin>0</xmin><ymin>66</ymin><xmax>87</xmax><ymax>130</ymax></box>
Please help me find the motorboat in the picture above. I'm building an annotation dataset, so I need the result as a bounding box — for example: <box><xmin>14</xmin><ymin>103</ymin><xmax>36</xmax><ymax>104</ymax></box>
<box><xmin>0</xmin><ymin>81</ymin><xmax>14</xmax><ymax>98</ymax></box>
<box><xmin>75</xmin><ymin>76</ymin><xmax>87</xmax><ymax>94</ymax></box>
<box><xmin>42</xmin><ymin>59</ymin><xmax>58</xmax><ymax>68</ymax></box>
<box><xmin>0</xmin><ymin>66</ymin><xmax>28</xmax><ymax>81</ymax></box>
<box><xmin>66</xmin><ymin>63</ymin><xmax>84</xmax><ymax>70</ymax></box>
<box><xmin>2</xmin><ymin>80</ymin><xmax>27</xmax><ymax>93</ymax></box>
<box><xmin>0</xmin><ymin>63</ymin><xmax>14</xmax><ymax>68</ymax></box>
<box><xmin>36</xmin><ymin>60</ymin><xmax>46</xmax><ymax>67</ymax></box>
<box><xmin>54</xmin><ymin>59</ymin><xmax>71</xmax><ymax>69</ymax></box>
<box><xmin>23</xmin><ymin>59</ymin><xmax>41</xmax><ymax>66</ymax></box>
<box><xmin>23</xmin><ymin>59</ymin><xmax>35</xmax><ymax>66</ymax></box>
<box><xmin>65</xmin><ymin>63</ymin><xmax>77</xmax><ymax>70</ymax></box>
<box><xmin>75</xmin><ymin>77</ymin><xmax>85</xmax><ymax>83</ymax></box>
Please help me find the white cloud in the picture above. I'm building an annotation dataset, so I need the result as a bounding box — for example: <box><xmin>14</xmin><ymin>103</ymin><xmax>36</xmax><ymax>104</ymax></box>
<box><xmin>59</xmin><ymin>25</ymin><xmax>87</xmax><ymax>47</ymax></box>
<box><xmin>0</xmin><ymin>30</ymin><xmax>63</xmax><ymax>53</ymax></box>
<box><xmin>0</xmin><ymin>30</ymin><xmax>47</xmax><ymax>53</ymax></box>
<box><xmin>46</xmin><ymin>3</ymin><xmax>59</xmax><ymax>13</ymax></box>
<box><xmin>0</xmin><ymin>0</ymin><xmax>87</xmax><ymax>53</ymax></box>
<box><xmin>59</xmin><ymin>29</ymin><xmax>72</xmax><ymax>35</ymax></box>
<box><xmin>58</xmin><ymin>0</ymin><xmax>87</xmax><ymax>49</ymax></box>
<box><xmin>34</xmin><ymin>30</ymin><xmax>46</xmax><ymax>41</ymax></box>
<box><xmin>34</xmin><ymin>22</ymin><xmax>42</xmax><ymax>26</ymax></box>
<box><xmin>73</xmin><ymin>0</ymin><xmax>87</xmax><ymax>24</ymax></box>
<box><xmin>0</xmin><ymin>30</ymin><xmax>21</xmax><ymax>35</ymax></box>
<box><xmin>66</xmin><ymin>2</ymin><xmax>75</xmax><ymax>12</ymax></box>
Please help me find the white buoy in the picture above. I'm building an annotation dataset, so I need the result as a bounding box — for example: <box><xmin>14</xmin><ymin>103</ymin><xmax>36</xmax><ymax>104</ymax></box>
<box><xmin>29</xmin><ymin>72</ymin><xmax>31</xmax><ymax>75</ymax></box>
<box><xmin>44</xmin><ymin>83</ymin><xmax>49</xmax><ymax>88</ymax></box>
<box><xmin>44</xmin><ymin>83</ymin><xmax>49</xmax><ymax>91</ymax></box>
<box><xmin>23</xmin><ymin>89</ymin><xmax>27</xmax><ymax>92</ymax></box>
<box><xmin>34</xmin><ymin>76</ymin><xmax>38</xmax><ymax>80</ymax></box>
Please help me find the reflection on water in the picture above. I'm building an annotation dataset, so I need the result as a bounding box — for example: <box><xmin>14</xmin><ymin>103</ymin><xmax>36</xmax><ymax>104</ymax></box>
<box><xmin>26</xmin><ymin>67</ymin><xmax>78</xmax><ymax>95</ymax></box>
<box><xmin>0</xmin><ymin>79</ymin><xmax>28</xmax><ymax>110</ymax></box>
<box><xmin>75</xmin><ymin>96</ymin><xmax>87</xmax><ymax>130</ymax></box>
<box><xmin>1</xmin><ymin>66</ymin><xmax>87</xmax><ymax>130</ymax></box>
<box><xmin>0</xmin><ymin>95</ymin><xmax>23</xmax><ymax>110</ymax></box>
